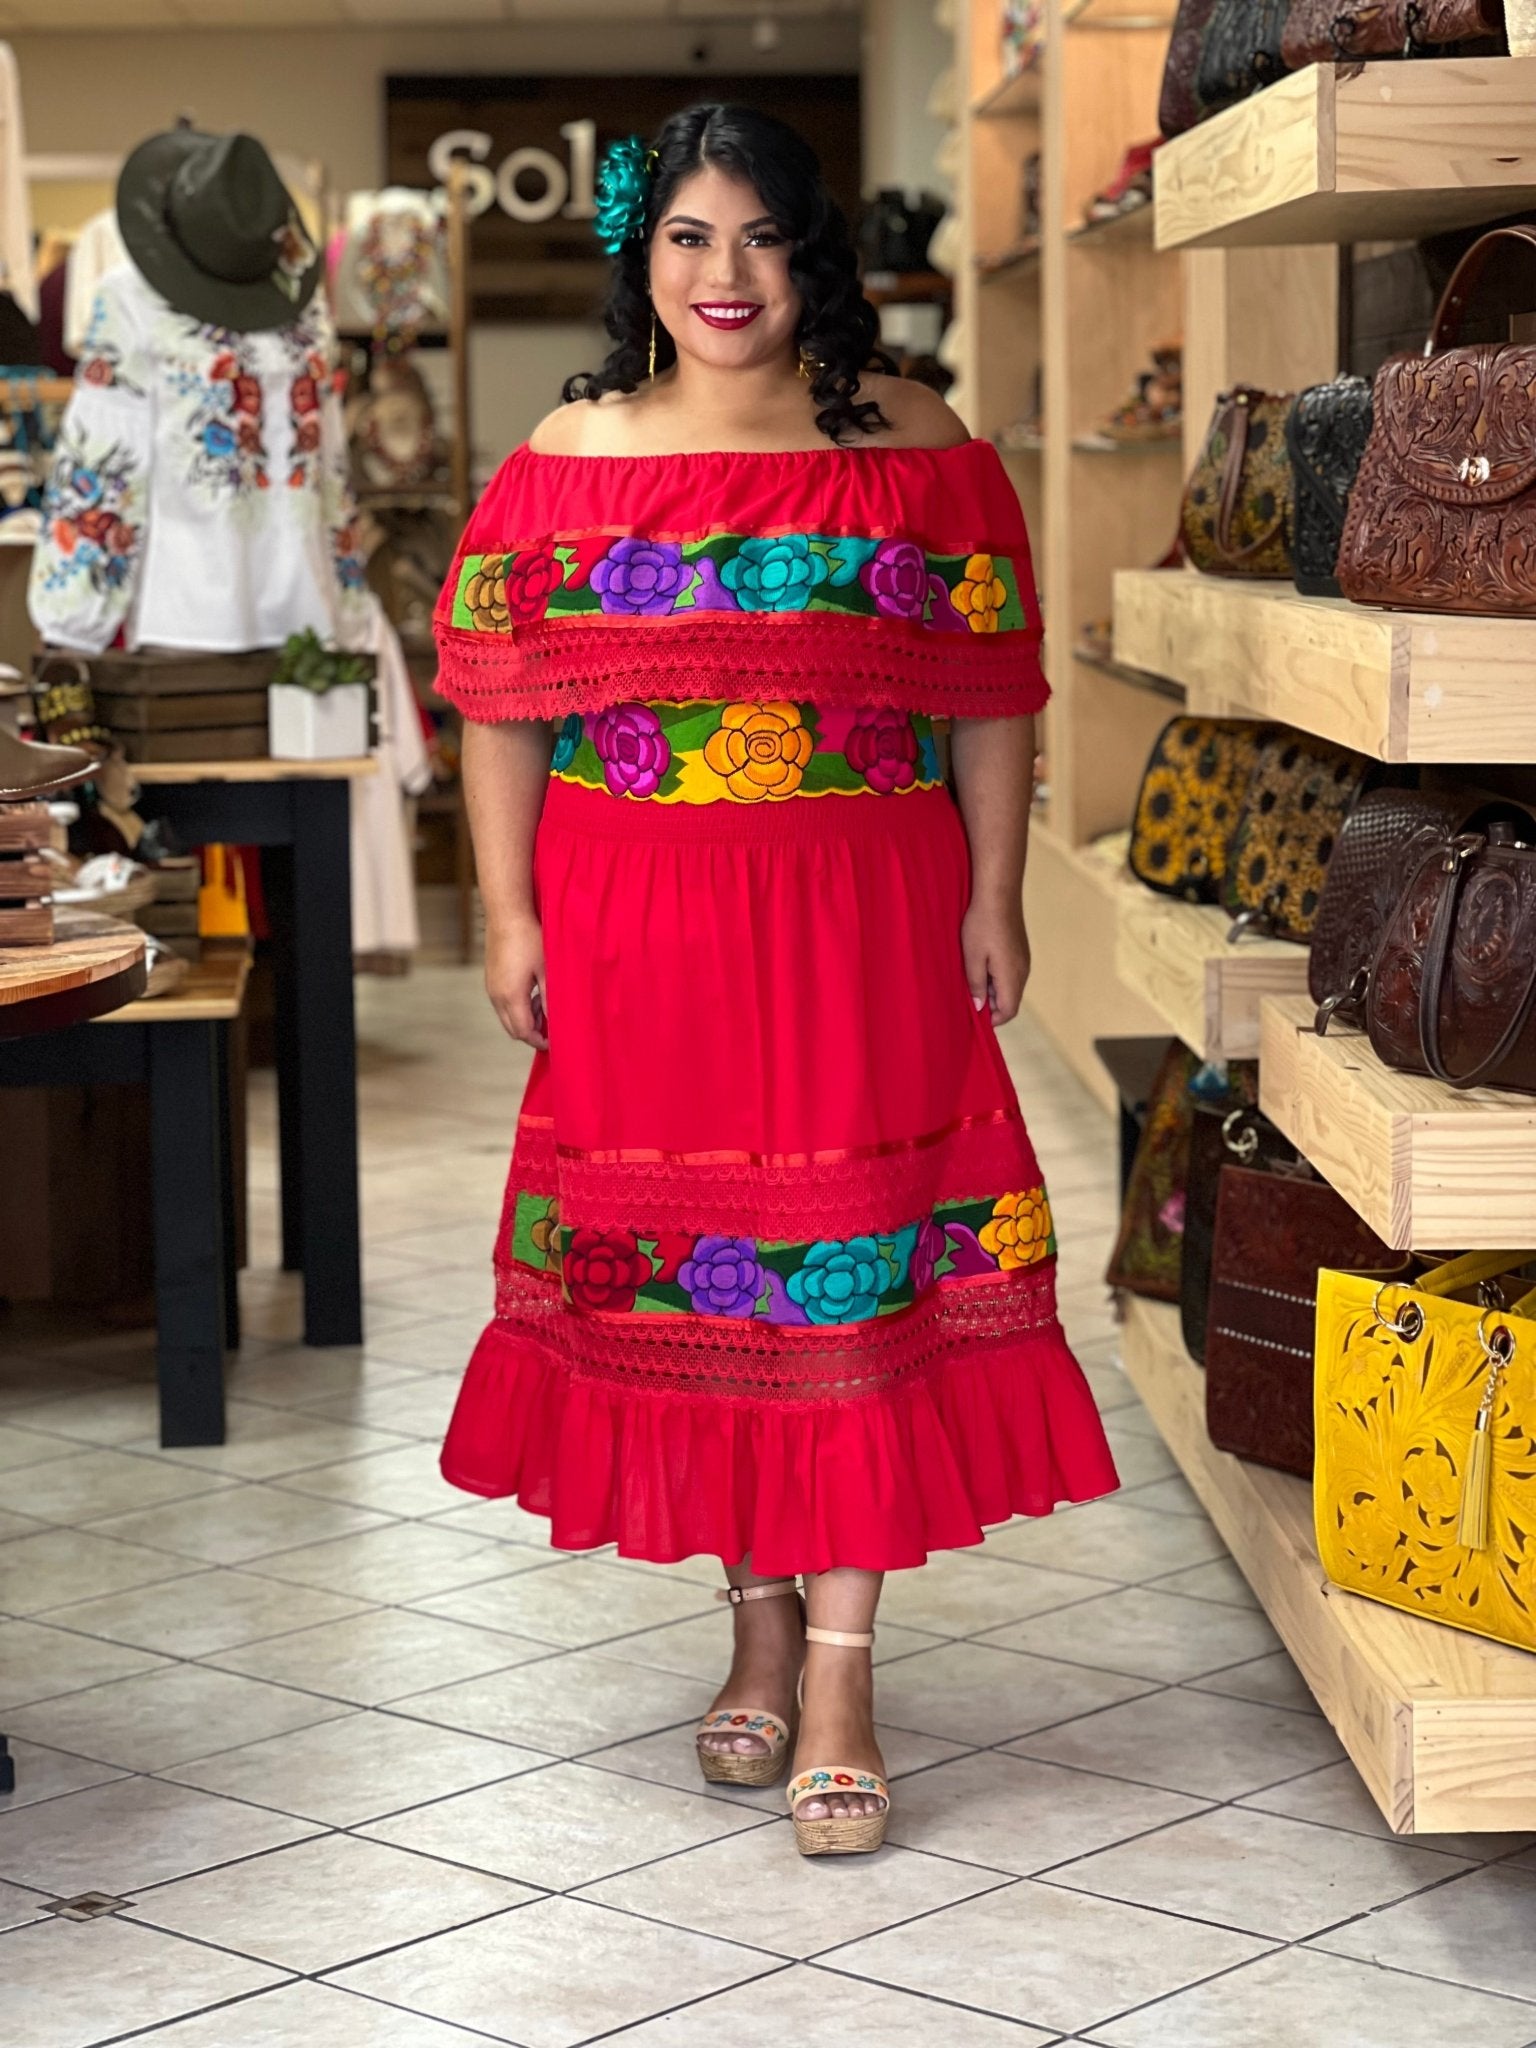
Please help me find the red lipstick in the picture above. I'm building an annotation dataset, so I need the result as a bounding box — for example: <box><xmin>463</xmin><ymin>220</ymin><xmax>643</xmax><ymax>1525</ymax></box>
<box><xmin>691</xmin><ymin>302</ymin><xmax>764</xmax><ymax>331</ymax></box>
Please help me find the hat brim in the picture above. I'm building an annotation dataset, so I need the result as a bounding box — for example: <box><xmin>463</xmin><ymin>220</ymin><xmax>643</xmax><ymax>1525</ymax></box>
<box><xmin>117</xmin><ymin>129</ymin><xmax>322</xmax><ymax>334</ymax></box>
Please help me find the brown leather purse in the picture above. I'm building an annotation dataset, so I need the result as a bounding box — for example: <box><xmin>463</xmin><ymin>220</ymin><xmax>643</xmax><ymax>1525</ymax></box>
<box><xmin>1205</xmin><ymin>1164</ymin><xmax>1403</xmax><ymax>1476</ymax></box>
<box><xmin>1338</xmin><ymin>223</ymin><xmax>1536</xmax><ymax>615</ymax></box>
<box><xmin>1181</xmin><ymin>1100</ymin><xmax>1302</xmax><ymax>1365</ymax></box>
<box><xmin>1366</xmin><ymin>821</ymin><xmax>1536</xmax><ymax>1093</ymax></box>
<box><xmin>1280</xmin><ymin>0</ymin><xmax>1502</xmax><ymax>67</ymax></box>
<box><xmin>1310</xmin><ymin>787</ymin><xmax>1536</xmax><ymax>1034</ymax></box>
<box><xmin>1182</xmin><ymin>387</ymin><xmax>1296</xmax><ymax>579</ymax></box>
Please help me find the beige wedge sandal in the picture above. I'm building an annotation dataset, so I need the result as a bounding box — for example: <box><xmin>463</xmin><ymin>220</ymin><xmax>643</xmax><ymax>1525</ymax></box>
<box><xmin>787</xmin><ymin>1625</ymin><xmax>890</xmax><ymax>1857</ymax></box>
<box><xmin>694</xmin><ymin>1578</ymin><xmax>801</xmax><ymax>1788</ymax></box>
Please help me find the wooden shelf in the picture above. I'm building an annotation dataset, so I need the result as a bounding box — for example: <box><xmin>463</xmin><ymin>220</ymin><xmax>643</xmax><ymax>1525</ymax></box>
<box><xmin>1121</xmin><ymin>1294</ymin><xmax>1536</xmax><ymax>1835</ymax></box>
<box><xmin>1154</xmin><ymin>56</ymin><xmax>1536</xmax><ymax>251</ymax></box>
<box><xmin>1259</xmin><ymin>994</ymin><xmax>1536</xmax><ymax>1249</ymax></box>
<box><xmin>130</xmin><ymin>757</ymin><xmax>379</xmax><ymax>784</ymax></box>
<box><xmin>1114</xmin><ymin>876</ymin><xmax>1310</xmax><ymax>1061</ymax></box>
<box><xmin>1113</xmin><ymin>570</ymin><xmax>1536</xmax><ymax>764</ymax></box>
<box><xmin>1067</xmin><ymin>203</ymin><xmax>1154</xmax><ymax>245</ymax></box>
<box><xmin>1072</xmin><ymin>642</ymin><xmax>1183</xmax><ymax>700</ymax></box>
<box><xmin>971</xmin><ymin>65</ymin><xmax>1042</xmax><ymax>117</ymax></box>
<box><xmin>96</xmin><ymin>944</ymin><xmax>250</xmax><ymax>1027</ymax></box>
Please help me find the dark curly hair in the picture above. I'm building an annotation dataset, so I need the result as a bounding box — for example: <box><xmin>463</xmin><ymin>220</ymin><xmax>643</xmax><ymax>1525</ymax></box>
<box><xmin>562</xmin><ymin>102</ymin><xmax>896</xmax><ymax>445</ymax></box>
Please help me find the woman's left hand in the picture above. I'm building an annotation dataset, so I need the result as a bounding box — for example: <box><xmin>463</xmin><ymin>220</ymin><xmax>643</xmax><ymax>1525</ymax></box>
<box><xmin>961</xmin><ymin>896</ymin><xmax>1031</xmax><ymax>1026</ymax></box>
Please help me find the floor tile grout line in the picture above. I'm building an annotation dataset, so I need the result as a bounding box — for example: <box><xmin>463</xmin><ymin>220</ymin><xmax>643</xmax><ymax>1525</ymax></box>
<box><xmin>570</xmin><ymin>1958</ymin><xmax>799</xmax><ymax>2048</ymax></box>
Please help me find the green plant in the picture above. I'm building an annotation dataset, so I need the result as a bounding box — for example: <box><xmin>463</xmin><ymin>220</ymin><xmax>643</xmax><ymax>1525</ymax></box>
<box><xmin>273</xmin><ymin>628</ymin><xmax>372</xmax><ymax>696</ymax></box>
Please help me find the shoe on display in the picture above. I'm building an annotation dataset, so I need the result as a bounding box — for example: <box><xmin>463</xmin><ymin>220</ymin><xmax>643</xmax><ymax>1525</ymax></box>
<box><xmin>1076</xmin><ymin>341</ymin><xmax>1182</xmax><ymax>449</ymax></box>
<box><xmin>0</xmin><ymin>724</ymin><xmax>96</xmax><ymax>803</ymax></box>
<box><xmin>1084</xmin><ymin>139</ymin><xmax>1160</xmax><ymax>225</ymax></box>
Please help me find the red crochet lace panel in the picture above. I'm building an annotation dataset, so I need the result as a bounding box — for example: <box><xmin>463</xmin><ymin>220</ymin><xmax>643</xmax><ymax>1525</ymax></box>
<box><xmin>503</xmin><ymin>1108</ymin><xmax>1042</xmax><ymax>1240</ymax></box>
<box><xmin>487</xmin><ymin>1255</ymin><xmax>1062</xmax><ymax>1402</ymax></box>
<box><xmin>433</xmin><ymin>614</ymin><xmax>1049</xmax><ymax>724</ymax></box>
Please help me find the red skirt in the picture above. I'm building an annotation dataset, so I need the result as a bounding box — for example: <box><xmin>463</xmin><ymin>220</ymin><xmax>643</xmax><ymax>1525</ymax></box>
<box><xmin>440</xmin><ymin>772</ymin><xmax>1118</xmax><ymax>1573</ymax></box>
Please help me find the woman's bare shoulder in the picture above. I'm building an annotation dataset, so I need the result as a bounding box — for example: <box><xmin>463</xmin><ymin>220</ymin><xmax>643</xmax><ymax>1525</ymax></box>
<box><xmin>855</xmin><ymin>372</ymin><xmax>971</xmax><ymax>449</ymax></box>
<box><xmin>526</xmin><ymin>390</ymin><xmax>644</xmax><ymax>456</ymax></box>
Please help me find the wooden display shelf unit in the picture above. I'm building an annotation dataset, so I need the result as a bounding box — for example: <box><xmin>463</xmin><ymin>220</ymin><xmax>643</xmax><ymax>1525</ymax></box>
<box><xmin>1121</xmin><ymin>1294</ymin><xmax>1536</xmax><ymax>1835</ymax></box>
<box><xmin>1114</xmin><ymin>876</ymin><xmax>1310</xmax><ymax>1061</ymax></box>
<box><xmin>1154</xmin><ymin>55</ymin><xmax>1536</xmax><ymax>251</ymax></box>
<box><xmin>1259</xmin><ymin>994</ymin><xmax>1536</xmax><ymax>1249</ymax></box>
<box><xmin>1113</xmin><ymin>569</ymin><xmax>1536</xmax><ymax>765</ymax></box>
<box><xmin>971</xmin><ymin>64</ymin><xmax>1042</xmax><ymax>117</ymax></box>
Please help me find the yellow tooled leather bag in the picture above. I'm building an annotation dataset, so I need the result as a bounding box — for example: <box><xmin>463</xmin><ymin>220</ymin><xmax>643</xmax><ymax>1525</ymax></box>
<box><xmin>1315</xmin><ymin>1252</ymin><xmax>1536</xmax><ymax>1653</ymax></box>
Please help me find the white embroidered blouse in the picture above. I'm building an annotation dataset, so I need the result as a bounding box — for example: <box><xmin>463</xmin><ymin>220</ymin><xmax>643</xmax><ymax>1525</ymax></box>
<box><xmin>29</xmin><ymin>262</ymin><xmax>372</xmax><ymax>655</ymax></box>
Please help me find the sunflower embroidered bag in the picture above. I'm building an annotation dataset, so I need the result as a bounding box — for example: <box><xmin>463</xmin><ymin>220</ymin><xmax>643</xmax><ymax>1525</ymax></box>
<box><xmin>1221</xmin><ymin>731</ymin><xmax>1376</xmax><ymax>943</ymax></box>
<box><xmin>1128</xmin><ymin>715</ymin><xmax>1271</xmax><ymax>903</ymax></box>
<box><xmin>1315</xmin><ymin>1253</ymin><xmax>1536</xmax><ymax>1654</ymax></box>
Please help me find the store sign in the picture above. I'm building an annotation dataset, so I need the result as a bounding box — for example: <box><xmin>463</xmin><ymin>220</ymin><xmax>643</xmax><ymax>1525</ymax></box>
<box><xmin>425</xmin><ymin>123</ymin><xmax>598</xmax><ymax>224</ymax></box>
<box><xmin>386</xmin><ymin>74</ymin><xmax>861</xmax><ymax>320</ymax></box>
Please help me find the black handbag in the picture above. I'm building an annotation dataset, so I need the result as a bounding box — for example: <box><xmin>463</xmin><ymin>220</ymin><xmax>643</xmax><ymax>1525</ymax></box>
<box><xmin>1285</xmin><ymin>376</ymin><xmax>1373</xmax><ymax>600</ymax></box>
<box><xmin>1195</xmin><ymin>0</ymin><xmax>1291</xmax><ymax>116</ymax></box>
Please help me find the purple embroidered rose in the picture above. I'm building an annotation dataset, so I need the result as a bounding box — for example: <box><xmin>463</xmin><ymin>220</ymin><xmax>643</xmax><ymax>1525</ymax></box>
<box><xmin>590</xmin><ymin>702</ymin><xmax>671</xmax><ymax>798</ymax></box>
<box><xmin>909</xmin><ymin>1217</ymin><xmax>948</xmax><ymax>1296</ymax></box>
<box><xmin>861</xmin><ymin>538</ymin><xmax>929</xmax><ymax>621</ymax></box>
<box><xmin>591</xmin><ymin>536</ymin><xmax>690</xmax><ymax>615</ymax></box>
<box><xmin>678</xmin><ymin>1235</ymin><xmax>765</xmax><ymax>1318</ymax></box>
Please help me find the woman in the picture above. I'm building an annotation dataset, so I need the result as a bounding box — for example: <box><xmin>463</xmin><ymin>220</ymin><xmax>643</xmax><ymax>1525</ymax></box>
<box><xmin>433</xmin><ymin>102</ymin><xmax>1118</xmax><ymax>1858</ymax></box>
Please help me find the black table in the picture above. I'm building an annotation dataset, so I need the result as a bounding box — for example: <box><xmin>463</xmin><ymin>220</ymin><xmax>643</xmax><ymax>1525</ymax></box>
<box><xmin>133</xmin><ymin>760</ymin><xmax>370</xmax><ymax>1355</ymax></box>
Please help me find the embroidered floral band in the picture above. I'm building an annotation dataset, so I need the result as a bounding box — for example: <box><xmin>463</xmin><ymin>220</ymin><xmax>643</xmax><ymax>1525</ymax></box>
<box><xmin>508</xmin><ymin>1187</ymin><xmax>1056</xmax><ymax>1325</ymax></box>
<box><xmin>548</xmin><ymin>698</ymin><xmax>947</xmax><ymax>803</ymax></box>
<box><xmin>450</xmin><ymin>533</ymin><xmax>1026</xmax><ymax>635</ymax></box>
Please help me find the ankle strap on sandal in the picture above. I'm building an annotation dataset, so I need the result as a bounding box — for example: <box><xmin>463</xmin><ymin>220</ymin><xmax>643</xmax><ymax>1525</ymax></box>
<box><xmin>804</xmin><ymin>1625</ymin><xmax>876</xmax><ymax>1648</ymax></box>
<box><xmin>716</xmin><ymin>1579</ymin><xmax>799</xmax><ymax>1606</ymax></box>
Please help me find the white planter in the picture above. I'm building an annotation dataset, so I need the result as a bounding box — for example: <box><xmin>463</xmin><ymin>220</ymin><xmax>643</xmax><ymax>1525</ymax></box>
<box><xmin>268</xmin><ymin>682</ymin><xmax>371</xmax><ymax>761</ymax></box>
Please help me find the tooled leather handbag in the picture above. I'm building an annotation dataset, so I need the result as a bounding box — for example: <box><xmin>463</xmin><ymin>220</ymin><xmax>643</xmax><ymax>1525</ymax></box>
<box><xmin>1285</xmin><ymin>376</ymin><xmax>1373</xmax><ymax>599</ymax></box>
<box><xmin>1205</xmin><ymin>1163</ymin><xmax>1404</xmax><ymax>1476</ymax></box>
<box><xmin>1280</xmin><ymin>0</ymin><xmax>1503</xmax><ymax>66</ymax></box>
<box><xmin>1181</xmin><ymin>387</ymin><xmax>1297</xmax><ymax>578</ymax></box>
<box><xmin>1220</xmin><ymin>730</ymin><xmax>1375</xmax><ymax>943</ymax></box>
<box><xmin>1366</xmin><ymin>820</ymin><xmax>1536</xmax><ymax>1093</ymax></box>
<box><xmin>1160</xmin><ymin>0</ymin><xmax>1223</xmax><ymax>136</ymax></box>
<box><xmin>1195</xmin><ymin>0</ymin><xmax>1292</xmax><ymax>114</ymax></box>
<box><xmin>1310</xmin><ymin>786</ymin><xmax>1536</xmax><ymax>1034</ymax></box>
<box><xmin>1128</xmin><ymin>715</ymin><xmax>1271</xmax><ymax>903</ymax></box>
<box><xmin>1180</xmin><ymin>1098</ymin><xmax>1300</xmax><ymax>1365</ymax></box>
<box><xmin>1338</xmin><ymin>222</ymin><xmax>1536</xmax><ymax>615</ymax></box>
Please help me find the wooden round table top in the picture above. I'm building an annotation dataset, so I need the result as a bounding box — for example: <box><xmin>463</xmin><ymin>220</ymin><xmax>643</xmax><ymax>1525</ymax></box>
<box><xmin>0</xmin><ymin>910</ymin><xmax>148</xmax><ymax>1039</ymax></box>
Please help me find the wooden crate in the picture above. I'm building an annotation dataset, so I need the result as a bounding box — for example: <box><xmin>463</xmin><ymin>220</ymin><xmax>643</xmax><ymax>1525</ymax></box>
<box><xmin>1154</xmin><ymin>56</ymin><xmax>1536</xmax><ymax>251</ymax></box>
<box><xmin>1259</xmin><ymin>994</ymin><xmax>1536</xmax><ymax>1248</ymax></box>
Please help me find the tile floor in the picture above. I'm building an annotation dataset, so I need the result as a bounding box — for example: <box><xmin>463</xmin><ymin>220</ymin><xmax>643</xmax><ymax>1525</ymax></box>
<box><xmin>2</xmin><ymin>958</ymin><xmax>1535</xmax><ymax>2048</ymax></box>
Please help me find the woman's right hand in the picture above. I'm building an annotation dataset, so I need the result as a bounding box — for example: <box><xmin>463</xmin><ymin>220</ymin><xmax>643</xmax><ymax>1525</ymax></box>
<box><xmin>485</xmin><ymin>914</ymin><xmax>550</xmax><ymax>1052</ymax></box>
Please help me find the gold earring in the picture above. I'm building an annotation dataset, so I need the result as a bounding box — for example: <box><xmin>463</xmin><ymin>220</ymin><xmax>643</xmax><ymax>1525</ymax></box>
<box><xmin>648</xmin><ymin>310</ymin><xmax>657</xmax><ymax>380</ymax></box>
<box><xmin>797</xmin><ymin>345</ymin><xmax>816</xmax><ymax>381</ymax></box>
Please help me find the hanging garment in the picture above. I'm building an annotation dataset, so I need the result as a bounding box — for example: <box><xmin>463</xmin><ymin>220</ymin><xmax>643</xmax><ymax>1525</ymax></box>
<box><xmin>0</xmin><ymin>46</ymin><xmax>35</xmax><ymax>324</ymax></box>
<box><xmin>63</xmin><ymin>210</ymin><xmax>128</xmax><ymax>359</ymax></box>
<box><xmin>430</xmin><ymin>439</ymin><xmax>1118</xmax><ymax>1572</ymax></box>
<box><xmin>28</xmin><ymin>262</ymin><xmax>373</xmax><ymax>656</ymax></box>
<box><xmin>351</xmin><ymin>604</ymin><xmax>431</xmax><ymax>957</ymax></box>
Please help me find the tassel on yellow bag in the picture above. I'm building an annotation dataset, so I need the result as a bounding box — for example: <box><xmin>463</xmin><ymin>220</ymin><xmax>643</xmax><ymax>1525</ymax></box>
<box><xmin>1457</xmin><ymin>1406</ymin><xmax>1494</xmax><ymax>1552</ymax></box>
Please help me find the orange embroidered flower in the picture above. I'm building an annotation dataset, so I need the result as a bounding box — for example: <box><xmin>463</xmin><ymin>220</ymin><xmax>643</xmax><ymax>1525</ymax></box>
<box><xmin>979</xmin><ymin>1188</ymin><xmax>1053</xmax><ymax>1269</ymax></box>
<box><xmin>529</xmin><ymin>1199</ymin><xmax>561</xmax><ymax>1267</ymax></box>
<box><xmin>952</xmin><ymin>553</ymin><xmax>1008</xmax><ymax>634</ymax></box>
<box><xmin>702</xmin><ymin>701</ymin><xmax>815</xmax><ymax>800</ymax></box>
<box><xmin>465</xmin><ymin>556</ymin><xmax>510</xmax><ymax>632</ymax></box>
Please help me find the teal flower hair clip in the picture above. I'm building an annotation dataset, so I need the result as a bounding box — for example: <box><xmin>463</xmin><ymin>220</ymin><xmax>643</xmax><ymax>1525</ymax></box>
<box><xmin>594</xmin><ymin>135</ymin><xmax>657</xmax><ymax>255</ymax></box>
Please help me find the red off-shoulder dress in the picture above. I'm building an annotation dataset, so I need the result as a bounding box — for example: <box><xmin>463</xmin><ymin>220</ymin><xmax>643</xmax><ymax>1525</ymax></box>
<box><xmin>432</xmin><ymin>439</ymin><xmax>1118</xmax><ymax>1574</ymax></box>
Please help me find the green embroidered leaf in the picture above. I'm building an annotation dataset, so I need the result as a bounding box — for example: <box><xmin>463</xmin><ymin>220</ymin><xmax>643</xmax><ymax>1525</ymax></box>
<box><xmin>509</xmin><ymin>1190</ymin><xmax>555</xmax><ymax>1270</ymax></box>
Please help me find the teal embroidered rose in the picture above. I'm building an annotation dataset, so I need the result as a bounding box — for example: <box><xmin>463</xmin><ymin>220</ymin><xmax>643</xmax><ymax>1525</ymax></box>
<box><xmin>787</xmin><ymin>1236</ymin><xmax>895</xmax><ymax>1324</ymax></box>
<box><xmin>721</xmin><ymin>534</ymin><xmax>829</xmax><ymax>613</ymax></box>
<box><xmin>551</xmin><ymin>712</ymin><xmax>583</xmax><ymax>772</ymax></box>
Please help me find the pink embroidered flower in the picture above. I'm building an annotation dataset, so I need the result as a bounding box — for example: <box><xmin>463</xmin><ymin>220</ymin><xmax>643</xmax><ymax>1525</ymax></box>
<box><xmin>591</xmin><ymin>703</ymin><xmax>671</xmax><ymax>799</ymax></box>
<box><xmin>233</xmin><ymin>375</ymin><xmax>262</xmax><ymax>417</ymax></box>
<box><xmin>861</xmin><ymin>538</ymin><xmax>928</xmax><ymax>620</ymax></box>
<box><xmin>291</xmin><ymin>374</ymin><xmax>320</xmax><ymax>416</ymax></box>
<box><xmin>844</xmin><ymin>707</ymin><xmax>919</xmax><ymax>793</ymax></box>
<box><xmin>909</xmin><ymin>1216</ymin><xmax>948</xmax><ymax>1295</ymax></box>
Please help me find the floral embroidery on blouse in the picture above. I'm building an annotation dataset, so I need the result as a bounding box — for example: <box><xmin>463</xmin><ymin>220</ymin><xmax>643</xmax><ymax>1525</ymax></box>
<box><xmin>35</xmin><ymin>423</ymin><xmax>142</xmax><ymax>601</ymax></box>
<box><xmin>508</xmin><ymin>1187</ymin><xmax>1056</xmax><ymax>1322</ymax></box>
<box><xmin>549</xmin><ymin>699</ymin><xmax>947</xmax><ymax>804</ymax></box>
<box><xmin>450</xmin><ymin>532</ymin><xmax>1027</xmax><ymax>635</ymax></box>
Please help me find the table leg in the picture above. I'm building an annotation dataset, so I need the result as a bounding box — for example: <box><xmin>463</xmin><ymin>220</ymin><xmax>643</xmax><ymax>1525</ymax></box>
<box><xmin>263</xmin><ymin>842</ymin><xmax>304</xmax><ymax>1275</ymax></box>
<box><xmin>214</xmin><ymin>1018</ymin><xmax>241</xmax><ymax>1353</ymax></box>
<box><xmin>149</xmin><ymin>1020</ymin><xmax>227</xmax><ymax>1446</ymax></box>
<box><xmin>291</xmin><ymin>780</ymin><xmax>362</xmax><ymax>1346</ymax></box>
